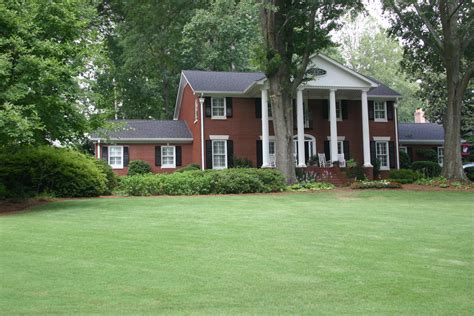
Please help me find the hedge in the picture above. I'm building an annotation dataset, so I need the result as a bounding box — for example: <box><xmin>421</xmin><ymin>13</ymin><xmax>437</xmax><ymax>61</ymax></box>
<box><xmin>128</xmin><ymin>160</ymin><xmax>152</xmax><ymax>176</ymax></box>
<box><xmin>118</xmin><ymin>168</ymin><xmax>286</xmax><ymax>196</ymax></box>
<box><xmin>389</xmin><ymin>169</ymin><xmax>420</xmax><ymax>184</ymax></box>
<box><xmin>412</xmin><ymin>161</ymin><xmax>441</xmax><ymax>178</ymax></box>
<box><xmin>0</xmin><ymin>146</ymin><xmax>108</xmax><ymax>198</ymax></box>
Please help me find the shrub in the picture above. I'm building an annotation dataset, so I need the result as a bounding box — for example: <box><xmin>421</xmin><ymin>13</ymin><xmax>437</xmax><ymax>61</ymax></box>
<box><xmin>412</xmin><ymin>161</ymin><xmax>441</xmax><ymax>178</ymax></box>
<box><xmin>95</xmin><ymin>159</ymin><xmax>118</xmax><ymax>194</ymax></box>
<box><xmin>127</xmin><ymin>160</ymin><xmax>152</xmax><ymax>176</ymax></box>
<box><xmin>346</xmin><ymin>159</ymin><xmax>357</xmax><ymax>168</ymax></box>
<box><xmin>345</xmin><ymin>164</ymin><xmax>366</xmax><ymax>181</ymax></box>
<box><xmin>0</xmin><ymin>146</ymin><xmax>107</xmax><ymax>198</ymax></box>
<box><xmin>415</xmin><ymin>148</ymin><xmax>437</xmax><ymax>162</ymax></box>
<box><xmin>118</xmin><ymin>168</ymin><xmax>286</xmax><ymax>196</ymax></box>
<box><xmin>176</xmin><ymin>164</ymin><xmax>201</xmax><ymax>173</ymax></box>
<box><xmin>465</xmin><ymin>167</ymin><xmax>474</xmax><ymax>181</ymax></box>
<box><xmin>373</xmin><ymin>159</ymin><xmax>381</xmax><ymax>179</ymax></box>
<box><xmin>389</xmin><ymin>169</ymin><xmax>420</xmax><ymax>184</ymax></box>
<box><xmin>233</xmin><ymin>157</ymin><xmax>253</xmax><ymax>168</ymax></box>
<box><xmin>307</xmin><ymin>155</ymin><xmax>319</xmax><ymax>166</ymax></box>
<box><xmin>399</xmin><ymin>150</ymin><xmax>411</xmax><ymax>169</ymax></box>
<box><xmin>351</xmin><ymin>180</ymin><xmax>402</xmax><ymax>189</ymax></box>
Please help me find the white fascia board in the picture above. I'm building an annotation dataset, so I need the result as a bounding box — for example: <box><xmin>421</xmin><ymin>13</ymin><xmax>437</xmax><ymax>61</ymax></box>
<box><xmin>373</xmin><ymin>136</ymin><xmax>391</xmax><ymax>141</ymax></box>
<box><xmin>89</xmin><ymin>137</ymin><xmax>193</xmax><ymax>143</ymax></box>
<box><xmin>173</xmin><ymin>72</ymin><xmax>195</xmax><ymax>120</ymax></box>
<box><xmin>209</xmin><ymin>135</ymin><xmax>230</xmax><ymax>140</ymax></box>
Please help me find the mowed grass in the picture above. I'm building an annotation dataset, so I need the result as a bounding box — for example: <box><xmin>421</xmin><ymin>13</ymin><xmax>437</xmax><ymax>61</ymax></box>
<box><xmin>1</xmin><ymin>191</ymin><xmax>473</xmax><ymax>315</ymax></box>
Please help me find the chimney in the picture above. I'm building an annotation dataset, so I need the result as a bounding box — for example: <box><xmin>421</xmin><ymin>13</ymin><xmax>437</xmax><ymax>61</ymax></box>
<box><xmin>414</xmin><ymin>108</ymin><xmax>427</xmax><ymax>123</ymax></box>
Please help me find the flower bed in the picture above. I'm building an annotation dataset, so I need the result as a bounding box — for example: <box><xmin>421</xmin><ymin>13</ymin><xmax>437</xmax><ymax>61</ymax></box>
<box><xmin>351</xmin><ymin>180</ymin><xmax>402</xmax><ymax>189</ymax></box>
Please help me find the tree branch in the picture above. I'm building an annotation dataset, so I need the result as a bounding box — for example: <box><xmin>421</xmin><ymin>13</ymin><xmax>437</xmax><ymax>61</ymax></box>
<box><xmin>458</xmin><ymin>63</ymin><xmax>474</xmax><ymax>97</ymax></box>
<box><xmin>413</xmin><ymin>3</ymin><xmax>443</xmax><ymax>51</ymax></box>
<box><xmin>448</xmin><ymin>0</ymin><xmax>465</xmax><ymax>22</ymax></box>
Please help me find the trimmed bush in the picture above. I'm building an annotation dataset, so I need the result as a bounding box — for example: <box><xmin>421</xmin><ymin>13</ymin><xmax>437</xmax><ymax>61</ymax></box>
<box><xmin>127</xmin><ymin>160</ymin><xmax>152</xmax><ymax>176</ymax></box>
<box><xmin>373</xmin><ymin>159</ymin><xmax>381</xmax><ymax>179</ymax></box>
<box><xmin>345</xmin><ymin>164</ymin><xmax>366</xmax><ymax>181</ymax></box>
<box><xmin>0</xmin><ymin>146</ymin><xmax>107</xmax><ymax>198</ymax></box>
<box><xmin>118</xmin><ymin>168</ymin><xmax>286</xmax><ymax>196</ymax></box>
<box><xmin>233</xmin><ymin>157</ymin><xmax>253</xmax><ymax>168</ymax></box>
<box><xmin>389</xmin><ymin>169</ymin><xmax>420</xmax><ymax>184</ymax></box>
<box><xmin>176</xmin><ymin>164</ymin><xmax>201</xmax><ymax>173</ymax></box>
<box><xmin>95</xmin><ymin>159</ymin><xmax>118</xmax><ymax>194</ymax></box>
<box><xmin>399</xmin><ymin>150</ymin><xmax>411</xmax><ymax>169</ymax></box>
<box><xmin>351</xmin><ymin>180</ymin><xmax>401</xmax><ymax>189</ymax></box>
<box><xmin>412</xmin><ymin>161</ymin><xmax>441</xmax><ymax>178</ymax></box>
<box><xmin>415</xmin><ymin>148</ymin><xmax>437</xmax><ymax>162</ymax></box>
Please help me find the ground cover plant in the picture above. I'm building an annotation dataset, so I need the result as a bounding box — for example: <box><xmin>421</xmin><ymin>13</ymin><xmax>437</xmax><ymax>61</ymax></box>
<box><xmin>1</xmin><ymin>191</ymin><xmax>472</xmax><ymax>314</ymax></box>
<box><xmin>351</xmin><ymin>180</ymin><xmax>402</xmax><ymax>189</ymax></box>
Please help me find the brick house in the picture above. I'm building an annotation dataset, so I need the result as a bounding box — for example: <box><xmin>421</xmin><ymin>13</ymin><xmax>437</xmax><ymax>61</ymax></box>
<box><xmin>92</xmin><ymin>54</ymin><xmax>405</xmax><ymax>178</ymax></box>
<box><xmin>398</xmin><ymin>123</ymin><xmax>445</xmax><ymax>166</ymax></box>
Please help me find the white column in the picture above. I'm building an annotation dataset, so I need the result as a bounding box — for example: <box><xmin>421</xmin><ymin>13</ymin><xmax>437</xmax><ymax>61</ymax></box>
<box><xmin>296</xmin><ymin>88</ymin><xmax>306</xmax><ymax>167</ymax></box>
<box><xmin>394</xmin><ymin>102</ymin><xmax>400</xmax><ymax>169</ymax></box>
<box><xmin>329</xmin><ymin>89</ymin><xmax>338</xmax><ymax>162</ymax></box>
<box><xmin>361</xmin><ymin>89</ymin><xmax>372</xmax><ymax>167</ymax></box>
<box><xmin>261</xmin><ymin>89</ymin><xmax>270</xmax><ymax>167</ymax></box>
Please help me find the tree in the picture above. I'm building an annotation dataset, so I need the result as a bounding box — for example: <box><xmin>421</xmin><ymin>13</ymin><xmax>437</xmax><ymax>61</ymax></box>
<box><xmin>383</xmin><ymin>0</ymin><xmax>473</xmax><ymax>180</ymax></box>
<box><xmin>0</xmin><ymin>0</ymin><xmax>105</xmax><ymax>146</ymax></box>
<box><xmin>259</xmin><ymin>0</ymin><xmax>362</xmax><ymax>182</ymax></box>
<box><xmin>335</xmin><ymin>14</ymin><xmax>424</xmax><ymax>122</ymax></box>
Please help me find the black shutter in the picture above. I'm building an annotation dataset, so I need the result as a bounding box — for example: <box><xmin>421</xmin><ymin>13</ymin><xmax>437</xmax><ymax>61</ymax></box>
<box><xmin>368</xmin><ymin>101</ymin><xmax>374</xmax><ymax>120</ymax></box>
<box><xmin>155</xmin><ymin>146</ymin><xmax>161</xmax><ymax>166</ymax></box>
<box><xmin>407</xmin><ymin>147</ymin><xmax>414</xmax><ymax>162</ymax></box>
<box><xmin>387</xmin><ymin>101</ymin><xmax>394</xmax><ymax>120</ymax></box>
<box><xmin>322</xmin><ymin>99</ymin><xmax>329</xmax><ymax>119</ymax></box>
<box><xmin>256</xmin><ymin>140</ymin><xmax>262</xmax><ymax>168</ymax></box>
<box><xmin>101</xmin><ymin>146</ymin><xmax>108</xmax><ymax>161</ymax></box>
<box><xmin>255</xmin><ymin>98</ymin><xmax>262</xmax><ymax>118</ymax></box>
<box><xmin>123</xmin><ymin>146</ymin><xmax>129</xmax><ymax>167</ymax></box>
<box><xmin>226</xmin><ymin>97</ymin><xmax>233</xmax><ymax>118</ymax></box>
<box><xmin>205</xmin><ymin>97</ymin><xmax>211</xmax><ymax>117</ymax></box>
<box><xmin>343</xmin><ymin>140</ymin><xmax>350</xmax><ymax>160</ymax></box>
<box><xmin>341</xmin><ymin>100</ymin><xmax>349</xmax><ymax>119</ymax></box>
<box><xmin>389</xmin><ymin>141</ymin><xmax>396</xmax><ymax>168</ymax></box>
<box><xmin>175</xmin><ymin>146</ymin><xmax>182</xmax><ymax>167</ymax></box>
<box><xmin>205</xmin><ymin>140</ymin><xmax>212</xmax><ymax>169</ymax></box>
<box><xmin>324</xmin><ymin>140</ymin><xmax>330</xmax><ymax>161</ymax></box>
<box><xmin>370</xmin><ymin>141</ymin><xmax>376</xmax><ymax>165</ymax></box>
<box><xmin>227</xmin><ymin>140</ymin><xmax>234</xmax><ymax>168</ymax></box>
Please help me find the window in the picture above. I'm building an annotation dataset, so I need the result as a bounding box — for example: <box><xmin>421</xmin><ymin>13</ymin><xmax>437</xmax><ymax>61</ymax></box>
<box><xmin>161</xmin><ymin>146</ymin><xmax>176</xmax><ymax>168</ymax></box>
<box><xmin>374</xmin><ymin>101</ymin><xmax>387</xmax><ymax>121</ymax></box>
<box><xmin>399</xmin><ymin>146</ymin><xmax>407</xmax><ymax>154</ymax></box>
<box><xmin>212</xmin><ymin>140</ymin><xmax>227</xmax><ymax>169</ymax></box>
<box><xmin>268</xmin><ymin>103</ymin><xmax>273</xmax><ymax>119</ymax></box>
<box><xmin>336</xmin><ymin>101</ymin><xmax>343</xmax><ymax>120</ymax></box>
<box><xmin>304</xmin><ymin>102</ymin><xmax>310</xmax><ymax>128</ymax></box>
<box><xmin>437</xmin><ymin>146</ymin><xmax>444</xmax><ymax>166</ymax></box>
<box><xmin>376</xmin><ymin>141</ymin><xmax>389</xmax><ymax>170</ymax></box>
<box><xmin>337</xmin><ymin>140</ymin><xmax>344</xmax><ymax>156</ymax></box>
<box><xmin>269</xmin><ymin>141</ymin><xmax>276</xmax><ymax>167</ymax></box>
<box><xmin>109</xmin><ymin>146</ymin><xmax>123</xmax><ymax>169</ymax></box>
<box><xmin>211</xmin><ymin>97</ymin><xmax>225</xmax><ymax>118</ymax></box>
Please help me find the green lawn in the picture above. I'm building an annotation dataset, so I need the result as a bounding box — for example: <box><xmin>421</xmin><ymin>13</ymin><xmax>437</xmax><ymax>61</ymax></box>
<box><xmin>1</xmin><ymin>191</ymin><xmax>473</xmax><ymax>315</ymax></box>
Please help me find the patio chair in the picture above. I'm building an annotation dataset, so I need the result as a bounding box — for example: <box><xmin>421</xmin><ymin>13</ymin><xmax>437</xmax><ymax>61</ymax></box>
<box><xmin>337</xmin><ymin>154</ymin><xmax>346</xmax><ymax>168</ymax></box>
<box><xmin>318</xmin><ymin>153</ymin><xmax>332</xmax><ymax>168</ymax></box>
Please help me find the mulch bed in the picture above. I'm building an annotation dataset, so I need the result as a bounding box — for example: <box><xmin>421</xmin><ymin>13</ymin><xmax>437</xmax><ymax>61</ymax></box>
<box><xmin>0</xmin><ymin>198</ymin><xmax>51</xmax><ymax>215</ymax></box>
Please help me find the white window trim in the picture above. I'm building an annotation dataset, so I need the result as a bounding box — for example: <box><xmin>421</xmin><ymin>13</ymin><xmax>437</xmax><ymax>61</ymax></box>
<box><xmin>161</xmin><ymin>146</ymin><xmax>176</xmax><ymax>169</ymax></box>
<box><xmin>326</xmin><ymin>136</ymin><xmax>346</xmax><ymax>141</ymax></box>
<box><xmin>337</xmin><ymin>140</ymin><xmax>344</xmax><ymax>155</ymax></box>
<box><xmin>212</xmin><ymin>140</ymin><xmax>227</xmax><ymax>170</ymax></box>
<box><xmin>399</xmin><ymin>146</ymin><xmax>407</xmax><ymax>153</ymax></box>
<box><xmin>108</xmin><ymin>146</ymin><xmax>124</xmax><ymax>169</ymax></box>
<box><xmin>374</xmin><ymin>101</ymin><xmax>388</xmax><ymax>122</ymax></box>
<box><xmin>327</xmin><ymin>101</ymin><xmax>343</xmax><ymax>122</ymax></box>
<box><xmin>375</xmin><ymin>141</ymin><xmax>390</xmax><ymax>170</ymax></box>
<box><xmin>211</xmin><ymin>97</ymin><xmax>226</xmax><ymax>120</ymax></box>
<box><xmin>209</xmin><ymin>135</ymin><xmax>229</xmax><ymax>140</ymax></box>
<box><xmin>437</xmin><ymin>146</ymin><xmax>444</xmax><ymax>166</ymax></box>
<box><xmin>373</xmin><ymin>136</ymin><xmax>391</xmax><ymax>141</ymax></box>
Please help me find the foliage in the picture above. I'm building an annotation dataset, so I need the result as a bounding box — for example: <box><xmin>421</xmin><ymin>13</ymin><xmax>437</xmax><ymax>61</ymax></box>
<box><xmin>127</xmin><ymin>160</ymin><xmax>152</xmax><ymax>176</ymax></box>
<box><xmin>288</xmin><ymin>182</ymin><xmax>335</xmax><ymax>192</ymax></box>
<box><xmin>0</xmin><ymin>146</ymin><xmax>107</xmax><ymax>198</ymax></box>
<box><xmin>415</xmin><ymin>148</ymin><xmax>437</xmax><ymax>162</ymax></box>
<box><xmin>94</xmin><ymin>159</ymin><xmax>118</xmax><ymax>194</ymax></box>
<box><xmin>176</xmin><ymin>164</ymin><xmax>201</xmax><ymax>173</ymax></box>
<box><xmin>345</xmin><ymin>159</ymin><xmax>357</xmax><ymax>168</ymax></box>
<box><xmin>389</xmin><ymin>169</ymin><xmax>420</xmax><ymax>184</ymax></box>
<box><xmin>412</xmin><ymin>161</ymin><xmax>442</xmax><ymax>178</ymax></box>
<box><xmin>465</xmin><ymin>167</ymin><xmax>474</xmax><ymax>182</ymax></box>
<box><xmin>307</xmin><ymin>155</ymin><xmax>319</xmax><ymax>166</ymax></box>
<box><xmin>0</xmin><ymin>0</ymin><xmax>106</xmax><ymax>146</ymax></box>
<box><xmin>344</xmin><ymin>164</ymin><xmax>366</xmax><ymax>181</ymax></box>
<box><xmin>412</xmin><ymin>176</ymin><xmax>473</xmax><ymax>189</ymax></box>
<box><xmin>351</xmin><ymin>180</ymin><xmax>402</xmax><ymax>189</ymax></box>
<box><xmin>118</xmin><ymin>168</ymin><xmax>286</xmax><ymax>196</ymax></box>
<box><xmin>233</xmin><ymin>157</ymin><xmax>253</xmax><ymax>168</ymax></box>
<box><xmin>373</xmin><ymin>159</ymin><xmax>381</xmax><ymax>179</ymax></box>
<box><xmin>399</xmin><ymin>150</ymin><xmax>411</xmax><ymax>169</ymax></box>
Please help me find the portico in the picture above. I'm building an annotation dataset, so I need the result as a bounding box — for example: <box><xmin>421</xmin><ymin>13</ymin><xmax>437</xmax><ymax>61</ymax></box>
<box><xmin>260</xmin><ymin>54</ymin><xmax>378</xmax><ymax>168</ymax></box>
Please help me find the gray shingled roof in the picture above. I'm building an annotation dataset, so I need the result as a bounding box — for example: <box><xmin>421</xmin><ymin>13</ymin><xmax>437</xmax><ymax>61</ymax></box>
<box><xmin>183</xmin><ymin>70</ymin><xmax>265</xmax><ymax>93</ymax></box>
<box><xmin>183</xmin><ymin>70</ymin><xmax>400</xmax><ymax>96</ymax></box>
<box><xmin>90</xmin><ymin>120</ymin><xmax>193</xmax><ymax>140</ymax></box>
<box><xmin>398</xmin><ymin>123</ymin><xmax>444</xmax><ymax>141</ymax></box>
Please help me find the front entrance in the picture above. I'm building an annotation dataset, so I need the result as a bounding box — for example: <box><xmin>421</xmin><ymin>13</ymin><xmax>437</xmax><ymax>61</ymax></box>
<box><xmin>293</xmin><ymin>134</ymin><xmax>316</xmax><ymax>164</ymax></box>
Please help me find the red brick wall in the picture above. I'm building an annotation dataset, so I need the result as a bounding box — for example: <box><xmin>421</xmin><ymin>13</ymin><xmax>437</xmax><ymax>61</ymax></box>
<box><xmin>97</xmin><ymin>143</ymin><xmax>193</xmax><ymax>176</ymax></box>
<box><xmin>178</xmin><ymin>84</ymin><xmax>202</xmax><ymax>167</ymax></box>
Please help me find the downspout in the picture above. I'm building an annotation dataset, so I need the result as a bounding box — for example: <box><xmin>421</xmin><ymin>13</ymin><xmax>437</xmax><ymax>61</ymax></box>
<box><xmin>199</xmin><ymin>95</ymin><xmax>205</xmax><ymax>170</ymax></box>
<box><xmin>394</xmin><ymin>99</ymin><xmax>400</xmax><ymax>169</ymax></box>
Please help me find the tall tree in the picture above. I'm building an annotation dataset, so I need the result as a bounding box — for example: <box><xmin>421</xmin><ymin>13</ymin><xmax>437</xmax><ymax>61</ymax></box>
<box><xmin>383</xmin><ymin>0</ymin><xmax>473</xmax><ymax>180</ymax></box>
<box><xmin>259</xmin><ymin>0</ymin><xmax>362</xmax><ymax>182</ymax></box>
<box><xmin>0</xmin><ymin>0</ymin><xmax>105</xmax><ymax>146</ymax></box>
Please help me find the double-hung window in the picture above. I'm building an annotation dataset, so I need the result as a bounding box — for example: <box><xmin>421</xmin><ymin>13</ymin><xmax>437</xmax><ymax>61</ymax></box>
<box><xmin>335</xmin><ymin>101</ymin><xmax>343</xmax><ymax>120</ymax></box>
<box><xmin>211</xmin><ymin>97</ymin><xmax>226</xmax><ymax>119</ymax></box>
<box><xmin>375</xmin><ymin>141</ymin><xmax>389</xmax><ymax>170</ymax></box>
<box><xmin>109</xmin><ymin>146</ymin><xmax>123</xmax><ymax>169</ymax></box>
<box><xmin>212</xmin><ymin>140</ymin><xmax>227</xmax><ymax>169</ymax></box>
<box><xmin>374</xmin><ymin>101</ymin><xmax>387</xmax><ymax>121</ymax></box>
<box><xmin>269</xmin><ymin>141</ymin><xmax>276</xmax><ymax>167</ymax></box>
<box><xmin>437</xmin><ymin>146</ymin><xmax>444</xmax><ymax>166</ymax></box>
<box><xmin>337</xmin><ymin>141</ymin><xmax>344</xmax><ymax>156</ymax></box>
<box><xmin>268</xmin><ymin>103</ymin><xmax>273</xmax><ymax>119</ymax></box>
<box><xmin>161</xmin><ymin>146</ymin><xmax>176</xmax><ymax>168</ymax></box>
